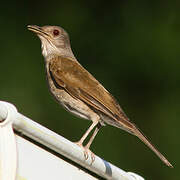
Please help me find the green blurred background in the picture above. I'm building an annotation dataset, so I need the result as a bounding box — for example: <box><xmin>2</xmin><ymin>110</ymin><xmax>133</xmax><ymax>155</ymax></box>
<box><xmin>0</xmin><ymin>1</ymin><xmax>179</xmax><ymax>179</ymax></box>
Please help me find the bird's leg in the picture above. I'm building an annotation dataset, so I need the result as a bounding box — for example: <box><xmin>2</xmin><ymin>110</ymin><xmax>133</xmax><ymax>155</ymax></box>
<box><xmin>85</xmin><ymin>123</ymin><xmax>102</xmax><ymax>149</ymax></box>
<box><xmin>76</xmin><ymin>120</ymin><xmax>98</xmax><ymax>148</ymax></box>
<box><xmin>75</xmin><ymin>120</ymin><xmax>99</xmax><ymax>160</ymax></box>
<box><xmin>84</xmin><ymin>123</ymin><xmax>102</xmax><ymax>163</ymax></box>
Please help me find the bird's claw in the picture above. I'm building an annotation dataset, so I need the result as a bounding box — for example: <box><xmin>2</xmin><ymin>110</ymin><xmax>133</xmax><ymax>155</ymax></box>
<box><xmin>74</xmin><ymin>142</ymin><xmax>95</xmax><ymax>164</ymax></box>
<box><xmin>83</xmin><ymin>147</ymin><xmax>95</xmax><ymax>164</ymax></box>
<box><xmin>84</xmin><ymin>149</ymin><xmax>89</xmax><ymax>160</ymax></box>
<box><xmin>89</xmin><ymin>150</ymin><xmax>95</xmax><ymax>164</ymax></box>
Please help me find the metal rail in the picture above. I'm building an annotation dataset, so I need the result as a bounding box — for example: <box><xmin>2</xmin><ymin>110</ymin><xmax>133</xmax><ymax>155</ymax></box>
<box><xmin>0</xmin><ymin>101</ymin><xmax>144</xmax><ymax>180</ymax></box>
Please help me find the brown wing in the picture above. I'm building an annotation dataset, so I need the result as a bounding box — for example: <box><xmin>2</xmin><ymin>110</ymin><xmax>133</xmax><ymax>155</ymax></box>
<box><xmin>49</xmin><ymin>56</ymin><xmax>132</xmax><ymax>127</ymax></box>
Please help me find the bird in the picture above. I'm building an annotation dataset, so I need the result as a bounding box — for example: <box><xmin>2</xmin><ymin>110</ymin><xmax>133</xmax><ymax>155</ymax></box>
<box><xmin>27</xmin><ymin>25</ymin><xmax>173</xmax><ymax>167</ymax></box>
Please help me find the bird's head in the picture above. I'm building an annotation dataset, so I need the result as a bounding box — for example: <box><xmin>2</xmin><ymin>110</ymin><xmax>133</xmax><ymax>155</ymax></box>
<box><xmin>28</xmin><ymin>25</ymin><xmax>74</xmax><ymax>60</ymax></box>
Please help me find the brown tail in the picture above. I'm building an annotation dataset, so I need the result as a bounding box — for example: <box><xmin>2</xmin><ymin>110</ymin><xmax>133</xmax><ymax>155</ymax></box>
<box><xmin>134</xmin><ymin>127</ymin><xmax>173</xmax><ymax>168</ymax></box>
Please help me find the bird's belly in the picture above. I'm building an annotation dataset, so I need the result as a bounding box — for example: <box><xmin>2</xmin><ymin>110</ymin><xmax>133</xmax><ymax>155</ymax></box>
<box><xmin>47</xmin><ymin>76</ymin><xmax>99</xmax><ymax>121</ymax></box>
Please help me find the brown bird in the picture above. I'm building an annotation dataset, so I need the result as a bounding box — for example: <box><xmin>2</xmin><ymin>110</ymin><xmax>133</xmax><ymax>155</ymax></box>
<box><xmin>28</xmin><ymin>25</ymin><xmax>173</xmax><ymax>167</ymax></box>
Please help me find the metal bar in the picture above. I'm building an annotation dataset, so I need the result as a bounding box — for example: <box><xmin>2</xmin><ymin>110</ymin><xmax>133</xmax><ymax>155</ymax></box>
<box><xmin>0</xmin><ymin>103</ymin><xmax>8</xmax><ymax>121</ymax></box>
<box><xmin>0</xmin><ymin>101</ymin><xmax>144</xmax><ymax>180</ymax></box>
<box><xmin>0</xmin><ymin>101</ymin><xmax>17</xmax><ymax>180</ymax></box>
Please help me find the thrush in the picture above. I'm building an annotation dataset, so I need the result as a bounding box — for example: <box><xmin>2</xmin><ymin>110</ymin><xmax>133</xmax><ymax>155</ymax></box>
<box><xmin>28</xmin><ymin>25</ymin><xmax>172</xmax><ymax>167</ymax></box>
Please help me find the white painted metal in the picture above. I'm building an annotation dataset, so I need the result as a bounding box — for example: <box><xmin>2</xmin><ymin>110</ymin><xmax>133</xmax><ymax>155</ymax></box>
<box><xmin>0</xmin><ymin>101</ymin><xmax>17</xmax><ymax>180</ymax></box>
<box><xmin>0</xmin><ymin>101</ymin><xmax>144</xmax><ymax>180</ymax></box>
<box><xmin>0</xmin><ymin>102</ymin><xmax>7</xmax><ymax>121</ymax></box>
<box><xmin>16</xmin><ymin>135</ymin><xmax>98</xmax><ymax>180</ymax></box>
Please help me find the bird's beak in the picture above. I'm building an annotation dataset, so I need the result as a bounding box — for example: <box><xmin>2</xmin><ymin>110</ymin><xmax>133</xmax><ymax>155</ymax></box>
<box><xmin>27</xmin><ymin>25</ymin><xmax>50</xmax><ymax>38</ymax></box>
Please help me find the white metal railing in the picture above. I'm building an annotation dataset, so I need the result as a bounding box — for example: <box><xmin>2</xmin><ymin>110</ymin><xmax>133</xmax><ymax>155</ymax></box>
<box><xmin>0</xmin><ymin>101</ymin><xmax>145</xmax><ymax>180</ymax></box>
<box><xmin>0</xmin><ymin>101</ymin><xmax>17</xmax><ymax>180</ymax></box>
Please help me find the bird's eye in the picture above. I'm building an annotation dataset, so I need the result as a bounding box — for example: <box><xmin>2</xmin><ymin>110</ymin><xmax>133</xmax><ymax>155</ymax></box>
<box><xmin>53</xmin><ymin>29</ymin><xmax>60</xmax><ymax>36</ymax></box>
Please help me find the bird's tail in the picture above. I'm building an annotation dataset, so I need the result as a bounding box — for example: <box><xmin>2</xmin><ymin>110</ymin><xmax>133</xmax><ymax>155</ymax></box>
<box><xmin>133</xmin><ymin>127</ymin><xmax>173</xmax><ymax>168</ymax></box>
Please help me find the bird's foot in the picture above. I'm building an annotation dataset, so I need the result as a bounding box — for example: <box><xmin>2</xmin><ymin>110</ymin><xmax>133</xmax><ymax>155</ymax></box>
<box><xmin>74</xmin><ymin>141</ymin><xmax>95</xmax><ymax>164</ymax></box>
<box><xmin>83</xmin><ymin>146</ymin><xmax>95</xmax><ymax>164</ymax></box>
<box><xmin>84</xmin><ymin>146</ymin><xmax>95</xmax><ymax>165</ymax></box>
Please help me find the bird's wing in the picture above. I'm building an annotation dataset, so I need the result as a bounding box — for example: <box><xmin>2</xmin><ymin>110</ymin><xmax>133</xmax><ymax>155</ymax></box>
<box><xmin>49</xmin><ymin>56</ymin><xmax>133</xmax><ymax>128</ymax></box>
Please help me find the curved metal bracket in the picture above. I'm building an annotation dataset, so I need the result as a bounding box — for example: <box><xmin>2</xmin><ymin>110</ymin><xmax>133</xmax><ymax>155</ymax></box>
<box><xmin>0</xmin><ymin>101</ymin><xmax>17</xmax><ymax>180</ymax></box>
